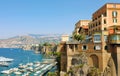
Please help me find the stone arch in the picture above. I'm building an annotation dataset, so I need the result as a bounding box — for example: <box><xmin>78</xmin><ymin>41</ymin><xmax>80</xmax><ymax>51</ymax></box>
<box><xmin>89</xmin><ymin>54</ymin><xmax>99</xmax><ymax>68</ymax></box>
<box><xmin>103</xmin><ymin>67</ymin><xmax>111</xmax><ymax>76</ymax></box>
<box><xmin>103</xmin><ymin>57</ymin><xmax>116</xmax><ymax>76</ymax></box>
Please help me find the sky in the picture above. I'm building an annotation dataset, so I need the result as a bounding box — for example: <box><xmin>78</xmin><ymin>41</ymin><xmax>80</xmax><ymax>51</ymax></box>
<box><xmin>0</xmin><ymin>0</ymin><xmax>120</xmax><ymax>39</ymax></box>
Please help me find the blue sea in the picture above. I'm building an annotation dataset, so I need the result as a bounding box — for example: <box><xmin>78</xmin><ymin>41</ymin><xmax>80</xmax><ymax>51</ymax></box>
<box><xmin>0</xmin><ymin>48</ymin><xmax>43</xmax><ymax>73</ymax></box>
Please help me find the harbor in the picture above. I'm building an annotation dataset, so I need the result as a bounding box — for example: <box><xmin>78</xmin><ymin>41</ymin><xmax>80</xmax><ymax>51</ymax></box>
<box><xmin>0</xmin><ymin>48</ymin><xmax>57</xmax><ymax>76</ymax></box>
<box><xmin>1</xmin><ymin>59</ymin><xmax>57</xmax><ymax>76</ymax></box>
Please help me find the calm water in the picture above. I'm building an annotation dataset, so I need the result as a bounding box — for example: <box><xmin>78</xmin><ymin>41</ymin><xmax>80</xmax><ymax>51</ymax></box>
<box><xmin>0</xmin><ymin>48</ymin><xmax>43</xmax><ymax>72</ymax></box>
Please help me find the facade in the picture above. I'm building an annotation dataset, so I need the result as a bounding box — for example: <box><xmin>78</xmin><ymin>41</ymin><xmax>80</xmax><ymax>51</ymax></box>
<box><xmin>60</xmin><ymin>3</ymin><xmax>120</xmax><ymax>76</ymax></box>
<box><xmin>89</xmin><ymin>3</ymin><xmax>120</xmax><ymax>35</ymax></box>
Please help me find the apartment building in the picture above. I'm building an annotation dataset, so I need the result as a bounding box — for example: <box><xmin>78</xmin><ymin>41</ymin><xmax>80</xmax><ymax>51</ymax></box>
<box><xmin>60</xmin><ymin>3</ymin><xmax>120</xmax><ymax>76</ymax></box>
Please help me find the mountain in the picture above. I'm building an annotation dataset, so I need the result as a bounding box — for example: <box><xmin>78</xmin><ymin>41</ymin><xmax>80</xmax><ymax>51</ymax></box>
<box><xmin>0</xmin><ymin>34</ymin><xmax>62</xmax><ymax>48</ymax></box>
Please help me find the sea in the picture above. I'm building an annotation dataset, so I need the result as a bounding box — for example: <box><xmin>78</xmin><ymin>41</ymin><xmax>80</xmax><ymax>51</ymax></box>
<box><xmin>0</xmin><ymin>48</ymin><xmax>56</xmax><ymax>76</ymax></box>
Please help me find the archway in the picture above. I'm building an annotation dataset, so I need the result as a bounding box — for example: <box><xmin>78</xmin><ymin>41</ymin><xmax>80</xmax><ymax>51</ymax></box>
<box><xmin>89</xmin><ymin>54</ymin><xmax>99</xmax><ymax>68</ymax></box>
<box><xmin>103</xmin><ymin>57</ymin><xmax>116</xmax><ymax>76</ymax></box>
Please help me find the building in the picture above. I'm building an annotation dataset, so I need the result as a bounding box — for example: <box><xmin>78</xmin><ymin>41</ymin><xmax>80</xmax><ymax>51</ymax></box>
<box><xmin>60</xmin><ymin>3</ymin><xmax>120</xmax><ymax>76</ymax></box>
<box><xmin>73</xmin><ymin>20</ymin><xmax>91</xmax><ymax>35</ymax></box>
<box><xmin>89</xmin><ymin>3</ymin><xmax>120</xmax><ymax>35</ymax></box>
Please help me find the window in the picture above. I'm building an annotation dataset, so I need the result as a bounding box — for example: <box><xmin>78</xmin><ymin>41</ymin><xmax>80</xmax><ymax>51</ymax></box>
<box><xmin>104</xmin><ymin>45</ymin><xmax>108</xmax><ymax>50</ymax></box>
<box><xmin>96</xmin><ymin>23</ymin><xmax>97</xmax><ymax>26</ymax></box>
<box><xmin>99</xmin><ymin>21</ymin><xmax>101</xmax><ymax>25</ymax></box>
<box><xmin>94</xmin><ymin>34</ymin><xmax>101</xmax><ymax>43</ymax></box>
<box><xmin>94</xmin><ymin>45</ymin><xmax>101</xmax><ymax>50</ymax></box>
<box><xmin>113</xmin><ymin>18</ymin><xmax>117</xmax><ymax>23</ymax></box>
<box><xmin>75</xmin><ymin>45</ymin><xmax>78</xmax><ymax>50</ymax></box>
<box><xmin>112</xmin><ymin>11</ymin><xmax>117</xmax><ymax>17</ymax></box>
<box><xmin>104</xmin><ymin>27</ymin><xmax>107</xmax><ymax>31</ymax></box>
<box><xmin>82</xmin><ymin>45</ymin><xmax>87</xmax><ymax>50</ymax></box>
<box><xmin>104</xmin><ymin>19</ymin><xmax>106</xmax><ymax>24</ymax></box>
<box><xmin>104</xmin><ymin>35</ymin><xmax>108</xmax><ymax>42</ymax></box>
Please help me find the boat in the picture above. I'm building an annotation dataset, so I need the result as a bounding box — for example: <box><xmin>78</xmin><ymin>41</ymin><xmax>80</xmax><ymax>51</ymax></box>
<box><xmin>14</xmin><ymin>71</ymin><xmax>22</xmax><ymax>75</ymax></box>
<box><xmin>0</xmin><ymin>62</ymin><xmax>9</xmax><ymax>67</ymax></box>
<box><xmin>0</xmin><ymin>56</ymin><xmax>14</xmax><ymax>62</ymax></box>
<box><xmin>1</xmin><ymin>70</ymin><xmax>12</xmax><ymax>74</ymax></box>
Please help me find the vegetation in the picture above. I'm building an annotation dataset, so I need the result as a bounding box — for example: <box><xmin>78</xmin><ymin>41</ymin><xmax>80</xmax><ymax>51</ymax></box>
<box><xmin>43</xmin><ymin>42</ymin><xmax>52</xmax><ymax>46</ymax></box>
<box><xmin>47</xmin><ymin>72</ymin><xmax>58</xmax><ymax>76</ymax></box>
<box><xmin>45</xmin><ymin>52</ymin><xmax>61</xmax><ymax>76</ymax></box>
<box><xmin>87</xmin><ymin>67</ymin><xmax>101</xmax><ymax>76</ymax></box>
<box><xmin>73</xmin><ymin>33</ymin><xmax>85</xmax><ymax>42</ymax></box>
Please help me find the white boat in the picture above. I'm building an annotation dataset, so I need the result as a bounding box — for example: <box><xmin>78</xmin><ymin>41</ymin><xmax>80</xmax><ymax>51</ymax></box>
<box><xmin>18</xmin><ymin>64</ymin><xmax>27</xmax><ymax>69</ymax></box>
<box><xmin>1</xmin><ymin>70</ymin><xmax>11</xmax><ymax>74</ymax></box>
<box><xmin>0</xmin><ymin>56</ymin><xmax>14</xmax><ymax>62</ymax></box>
<box><xmin>14</xmin><ymin>71</ymin><xmax>22</xmax><ymax>75</ymax></box>
<box><xmin>0</xmin><ymin>62</ymin><xmax>9</xmax><ymax>67</ymax></box>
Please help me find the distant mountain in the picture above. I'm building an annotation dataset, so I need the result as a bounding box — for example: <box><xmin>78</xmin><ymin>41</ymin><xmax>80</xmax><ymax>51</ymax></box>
<box><xmin>0</xmin><ymin>34</ymin><xmax>62</xmax><ymax>48</ymax></box>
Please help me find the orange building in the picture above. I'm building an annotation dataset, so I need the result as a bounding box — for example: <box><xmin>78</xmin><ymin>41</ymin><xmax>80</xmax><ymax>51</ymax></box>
<box><xmin>60</xmin><ymin>3</ymin><xmax>120</xmax><ymax>76</ymax></box>
<box><xmin>89</xmin><ymin>3</ymin><xmax>120</xmax><ymax>35</ymax></box>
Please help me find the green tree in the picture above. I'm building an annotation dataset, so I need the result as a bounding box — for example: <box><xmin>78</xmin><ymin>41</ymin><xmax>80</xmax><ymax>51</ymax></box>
<box><xmin>73</xmin><ymin>34</ymin><xmax>85</xmax><ymax>42</ymax></box>
<box><xmin>43</xmin><ymin>42</ymin><xmax>52</xmax><ymax>46</ymax></box>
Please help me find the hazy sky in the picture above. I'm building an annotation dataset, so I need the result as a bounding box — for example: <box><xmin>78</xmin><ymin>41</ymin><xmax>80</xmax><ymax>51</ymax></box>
<box><xmin>0</xmin><ymin>0</ymin><xmax>120</xmax><ymax>39</ymax></box>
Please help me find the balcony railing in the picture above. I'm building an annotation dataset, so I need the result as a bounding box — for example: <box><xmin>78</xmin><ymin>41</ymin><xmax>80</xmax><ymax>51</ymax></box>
<box><xmin>109</xmin><ymin>34</ymin><xmax>120</xmax><ymax>44</ymax></box>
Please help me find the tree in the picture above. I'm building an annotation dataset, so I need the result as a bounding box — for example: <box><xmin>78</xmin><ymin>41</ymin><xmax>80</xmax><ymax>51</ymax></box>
<box><xmin>43</xmin><ymin>42</ymin><xmax>52</xmax><ymax>46</ymax></box>
<box><xmin>73</xmin><ymin>33</ymin><xmax>85</xmax><ymax>42</ymax></box>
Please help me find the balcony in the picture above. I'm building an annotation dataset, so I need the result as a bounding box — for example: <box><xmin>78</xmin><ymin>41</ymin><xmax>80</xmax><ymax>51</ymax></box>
<box><xmin>109</xmin><ymin>34</ymin><xmax>120</xmax><ymax>44</ymax></box>
<box><xmin>93</xmin><ymin>34</ymin><xmax>101</xmax><ymax>43</ymax></box>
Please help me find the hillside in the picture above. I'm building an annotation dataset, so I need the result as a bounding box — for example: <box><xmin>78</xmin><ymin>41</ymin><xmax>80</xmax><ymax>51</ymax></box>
<box><xmin>0</xmin><ymin>34</ymin><xmax>62</xmax><ymax>48</ymax></box>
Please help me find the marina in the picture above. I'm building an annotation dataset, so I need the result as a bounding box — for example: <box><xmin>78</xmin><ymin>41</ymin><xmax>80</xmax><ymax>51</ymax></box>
<box><xmin>0</xmin><ymin>48</ymin><xmax>57</xmax><ymax>76</ymax></box>
<box><xmin>1</xmin><ymin>60</ymin><xmax>57</xmax><ymax>76</ymax></box>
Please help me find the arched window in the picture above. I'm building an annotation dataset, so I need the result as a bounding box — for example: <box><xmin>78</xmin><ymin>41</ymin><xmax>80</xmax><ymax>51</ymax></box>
<box><xmin>89</xmin><ymin>55</ymin><xmax>99</xmax><ymax>68</ymax></box>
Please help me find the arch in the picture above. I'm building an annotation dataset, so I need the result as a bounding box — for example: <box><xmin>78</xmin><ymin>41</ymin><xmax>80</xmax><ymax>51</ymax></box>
<box><xmin>103</xmin><ymin>57</ymin><xmax>116</xmax><ymax>76</ymax></box>
<box><xmin>89</xmin><ymin>54</ymin><xmax>99</xmax><ymax>68</ymax></box>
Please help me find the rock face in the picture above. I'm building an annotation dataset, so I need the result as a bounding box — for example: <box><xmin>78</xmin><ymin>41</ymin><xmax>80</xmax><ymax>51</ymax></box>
<box><xmin>0</xmin><ymin>34</ymin><xmax>62</xmax><ymax>48</ymax></box>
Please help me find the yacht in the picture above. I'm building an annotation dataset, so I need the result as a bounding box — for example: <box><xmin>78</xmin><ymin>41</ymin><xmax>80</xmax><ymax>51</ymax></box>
<box><xmin>0</xmin><ymin>62</ymin><xmax>9</xmax><ymax>67</ymax></box>
<box><xmin>0</xmin><ymin>56</ymin><xmax>14</xmax><ymax>62</ymax></box>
